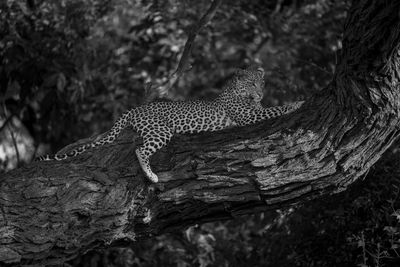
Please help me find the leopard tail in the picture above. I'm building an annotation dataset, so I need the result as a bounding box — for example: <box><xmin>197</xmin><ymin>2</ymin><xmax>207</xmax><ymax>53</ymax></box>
<box><xmin>35</xmin><ymin>109</ymin><xmax>133</xmax><ymax>161</ymax></box>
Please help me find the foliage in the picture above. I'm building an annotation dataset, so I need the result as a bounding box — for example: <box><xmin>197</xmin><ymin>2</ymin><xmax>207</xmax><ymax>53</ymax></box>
<box><xmin>1</xmin><ymin>0</ymin><xmax>344</xmax><ymax>155</ymax></box>
<box><xmin>4</xmin><ymin>0</ymin><xmax>400</xmax><ymax>266</ymax></box>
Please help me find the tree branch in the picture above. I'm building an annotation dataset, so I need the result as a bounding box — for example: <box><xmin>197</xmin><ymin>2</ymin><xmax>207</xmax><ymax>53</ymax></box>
<box><xmin>0</xmin><ymin>114</ymin><xmax>14</xmax><ymax>134</ymax></box>
<box><xmin>1</xmin><ymin>0</ymin><xmax>400</xmax><ymax>265</ymax></box>
<box><xmin>146</xmin><ymin>0</ymin><xmax>223</xmax><ymax>101</ymax></box>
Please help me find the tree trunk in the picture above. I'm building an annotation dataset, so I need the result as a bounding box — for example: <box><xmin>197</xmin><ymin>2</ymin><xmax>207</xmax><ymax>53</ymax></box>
<box><xmin>1</xmin><ymin>0</ymin><xmax>400</xmax><ymax>265</ymax></box>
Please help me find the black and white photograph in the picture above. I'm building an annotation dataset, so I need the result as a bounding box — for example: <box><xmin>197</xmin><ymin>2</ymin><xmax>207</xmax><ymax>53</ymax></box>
<box><xmin>1</xmin><ymin>0</ymin><xmax>400</xmax><ymax>266</ymax></box>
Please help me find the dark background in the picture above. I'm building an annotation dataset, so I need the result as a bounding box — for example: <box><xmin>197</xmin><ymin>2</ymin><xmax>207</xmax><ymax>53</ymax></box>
<box><xmin>1</xmin><ymin>0</ymin><xmax>400</xmax><ymax>266</ymax></box>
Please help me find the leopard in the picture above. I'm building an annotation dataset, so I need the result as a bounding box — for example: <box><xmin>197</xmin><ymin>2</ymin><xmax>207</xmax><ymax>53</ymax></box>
<box><xmin>36</xmin><ymin>66</ymin><xmax>304</xmax><ymax>183</ymax></box>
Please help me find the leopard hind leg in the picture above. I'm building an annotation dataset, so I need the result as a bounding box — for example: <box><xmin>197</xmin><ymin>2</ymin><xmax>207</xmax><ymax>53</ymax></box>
<box><xmin>135</xmin><ymin>124</ymin><xmax>173</xmax><ymax>183</ymax></box>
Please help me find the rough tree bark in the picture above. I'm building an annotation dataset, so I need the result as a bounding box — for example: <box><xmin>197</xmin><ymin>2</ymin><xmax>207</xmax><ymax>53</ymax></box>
<box><xmin>1</xmin><ymin>0</ymin><xmax>400</xmax><ymax>265</ymax></box>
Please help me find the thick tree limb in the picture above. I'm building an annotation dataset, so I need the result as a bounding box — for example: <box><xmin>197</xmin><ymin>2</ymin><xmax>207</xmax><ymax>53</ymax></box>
<box><xmin>1</xmin><ymin>0</ymin><xmax>400</xmax><ymax>265</ymax></box>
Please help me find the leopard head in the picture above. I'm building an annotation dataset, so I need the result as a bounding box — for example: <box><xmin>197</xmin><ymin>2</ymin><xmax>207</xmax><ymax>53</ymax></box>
<box><xmin>220</xmin><ymin>65</ymin><xmax>265</xmax><ymax>103</ymax></box>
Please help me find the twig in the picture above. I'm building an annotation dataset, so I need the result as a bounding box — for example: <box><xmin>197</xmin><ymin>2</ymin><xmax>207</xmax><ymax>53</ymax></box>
<box><xmin>9</xmin><ymin>120</ymin><xmax>20</xmax><ymax>167</ymax></box>
<box><xmin>146</xmin><ymin>0</ymin><xmax>223</xmax><ymax>102</ymax></box>
<box><xmin>1</xmin><ymin>106</ymin><xmax>20</xmax><ymax>166</ymax></box>
<box><xmin>175</xmin><ymin>0</ymin><xmax>222</xmax><ymax>78</ymax></box>
<box><xmin>0</xmin><ymin>114</ymin><xmax>14</xmax><ymax>133</ymax></box>
<box><xmin>254</xmin><ymin>36</ymin><xmax>270</xmax><ymax>55</ymax></box>
<box><xmin>293</xmin><ymin>56</ymin><xmax>332</xmax><ymax>75</ymax></box>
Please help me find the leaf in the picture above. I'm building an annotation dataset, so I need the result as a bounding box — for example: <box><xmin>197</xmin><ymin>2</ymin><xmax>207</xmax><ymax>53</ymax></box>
<box><xmin>57</xmin><ymin>73</ymin><xmax>66</xmax><ymax>92</ymax></box>
<box><xmin>43</xmin><ymin>74</ymin><xmax>59</xmax><ymax>88</ymax></box>
<box><xmin>384</xmin><ymin>226</ymin><xmax>397</xmax><ymax>235</ymax></box>
<box><xmin>16</xmin><ymin>1</ymin><xmax>31</xmax><ymax>16</ymax></box>
<box><xmin>4</xmin><ymin>80</ymin><xmax>21</xmax><ymax>100</ymax></box>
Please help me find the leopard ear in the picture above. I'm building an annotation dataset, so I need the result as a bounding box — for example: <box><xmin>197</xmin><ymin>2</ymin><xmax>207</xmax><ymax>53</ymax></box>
<box><xmin>247</xmin><ymin>65</ymin><xmax>264</xmax><ymax>76</ymax></box>
<box><xmin>256</xmin><ymin>66</ymin><xmax>264</xmax><ymax>75</ymax></box>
